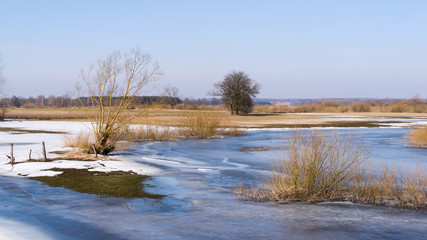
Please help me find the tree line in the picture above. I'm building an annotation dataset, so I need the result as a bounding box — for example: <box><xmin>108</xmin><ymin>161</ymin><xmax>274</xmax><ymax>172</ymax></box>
<box><xmin>2</xmin><ymin>95</ymin><xmax>225</xmax><ymax>108</ymax></box>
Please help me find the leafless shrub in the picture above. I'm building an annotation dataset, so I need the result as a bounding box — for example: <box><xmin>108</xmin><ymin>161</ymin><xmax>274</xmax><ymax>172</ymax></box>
<box><xmin>75</xmin><ymin>47</ymin><xmax>161</xmax><ymax>154</ymax></box>
<box><xmin>352</xmin><ymin>163</ymin><xmax>426</xmax><ymax>209</ymax></box>
<box><xmin>391</xmin><ymin>103</ymin><xmax>411</xmax><ymax>113</ymax></box>
<box><xmin>179</xmin><ymin>112</ymin><xmax>222</xmax><ymax>138</ymax></box>
<box><xmin>409</xmin><ymin>127</ymin><xmax>427</xmax><ymax>148</ymax></box>
<box><xmin>235</xmin><ymin>131</ymin><xmax>427</xmax><ymax>209</ymax></box>
<box><xmin>351</xmin><ymin>103</ymin><xmax>371</xmax><ymax>112</ymax></box>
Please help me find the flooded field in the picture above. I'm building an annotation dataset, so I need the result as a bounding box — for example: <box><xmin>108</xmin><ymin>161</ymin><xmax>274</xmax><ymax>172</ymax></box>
<box><xmin>0</xmin><ymin>120</ymin><xmax>426</xmax><ymax>239</ymax></box>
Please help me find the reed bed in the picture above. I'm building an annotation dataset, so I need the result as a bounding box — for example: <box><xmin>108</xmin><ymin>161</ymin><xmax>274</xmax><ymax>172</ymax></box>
<box><xmin>351</xmin><ymin>163</ymin><xmax>426</xmax><ymax>209</ymax></box>
<box><xmin>64</xmin><ymin>113</ymin><xmax>246</xmax><ymax>154</ymax></box>
<box><xmin>131</xmin><ymin>119</ymin><xmax>178</xmax><ymax>141</ymax></box>
<box><xmin>409</xmin><ymin>127</ymin><xmax>427</xmax><ymax>148</ymax></box>
<box><xmin>63</xmin><ymin>132</ymin><xmax>96</xmax><ymax>153</ymax></box>
<box><xmin>179</xmin><ymin>112</ymin><xmax>222</xmax><ymax>138</ymax></box>
<box><xmin>253</xmin><ymin>102</ymin><xmax>427</xmax><ymax>114</ymax></box>
<box><xmin>235</xmin><ymin>131</ymin><xmax>427</xmax><ymax>209</ymax></box>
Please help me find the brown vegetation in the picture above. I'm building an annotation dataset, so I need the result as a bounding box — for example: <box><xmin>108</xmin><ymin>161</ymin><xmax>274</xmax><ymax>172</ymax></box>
<box><xmin>75</xmin><ymin>47</ymin><xmax>161</xmax><ymax>155</ymax></box>
<box><xmin>351</xmin><ymin>102</ymin><xmax>371</xmax><ymax>112</ymax></box>
<box><xmin>64</xmin><ymin>113</ymin><xmax>246</xmax><ymax>154</ymax></box>
<box><xmin>235</xmin><ymin>131</ymin><xmax>427</xmax><ymax>209</ymax></box>
<box><xmin>178</xmin><ymin>112</ymin><xmax>222</xmax><ymax>138</ymax></box>
<box><xmin>240</xmin><ymin>147</ymin><xmax>270</xmax><ymax>152</ymax></box>
<box><xmin>131</xmin><ymin>120</ymin><xmax>178</xmax><ymax>141</ymax></box>
<box><xmin>64</xmin><ymin>132</ymin><xmax>96</xmax><ymax>154</ymax></box>
<box><xmin>254</xmin><ymin>98</ymin><xmax>427</xmax><ymax>114</ymax></box>
<box><xmin>409</xmin><ymin>127</ymin><xmax>427</xmax><ymax>148</ymax></box>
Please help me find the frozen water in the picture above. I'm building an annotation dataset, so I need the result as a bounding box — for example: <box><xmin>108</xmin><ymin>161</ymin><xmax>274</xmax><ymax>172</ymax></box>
<box><xmin>0</xmin><ymin>120</ymin><xmax>426</xmax><ymax>239</ymax></box>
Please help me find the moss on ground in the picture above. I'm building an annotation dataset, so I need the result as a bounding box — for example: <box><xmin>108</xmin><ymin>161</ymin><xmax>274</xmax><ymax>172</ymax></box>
<box><xmin>31</xmin><ymin>168</ymin><xmax>164</xmax><ymax>199</ymax></box>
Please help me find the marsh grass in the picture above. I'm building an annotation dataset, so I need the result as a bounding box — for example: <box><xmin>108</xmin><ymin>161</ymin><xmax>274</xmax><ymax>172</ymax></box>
<box><xmin>31</xmin><ymin>168</ymin><xmax>164</xmax><ymax>199</ymax></box>
<box><xmin>179</xmin><ymin>112</ymin><xmax>222</xmax><ymax>138</ymax></box>
<box><xmin>235</xmin><ymin>131</ymin><xmax>427</xmax><ymax>209</ymax></box>
<box><xmin>64</xmin><ymin>115</ymin><xmax>245</xmax><ymax>154</ymax></box>
<box><xmin>63</xmin><ymin>125</ymin><xmax>140</xmax><ymax>154</ymax></box>
<box><xmin>221</xmin><ymin>127</ymin><xmax>247</xmax><ymax>136</ymax></box>
<box><xmin>64</xmin><ymin>132</ymin><xmax>96</xmax><ymax>154</ymax></box>
<box><xmin>177</xmin><ymin>112</ymin><xmax>247</xmax><ymax>138</ymax></box>
<box><xmin>409</xmin><ymin>127</ymin><xmax>427</xmax><ymax>148</ymax></box>
<box><xmin>236</xmin><ymin>132</ymin><xmax>368</xmax><ymax>203</ymax></box>
<box><xmin>132</xmin><ymin>121</ymin><xmax>178</xmax><ymax>141</ymax></box>
<box><xmin>351</xmin><ymin>163</ymin><xmax>426</xmax><ymax>209</ymax></box>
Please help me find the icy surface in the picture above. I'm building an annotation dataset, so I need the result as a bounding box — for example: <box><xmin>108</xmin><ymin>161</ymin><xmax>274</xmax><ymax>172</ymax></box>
<box><xmin>0</xmin><ymin>120</ymin><xmax>162</xmax><ymax>177</ymax></box>
<box><xmin>0</xmin><ymin>120</ymin><xmax>426</xmax><ymax>239</ymax></box>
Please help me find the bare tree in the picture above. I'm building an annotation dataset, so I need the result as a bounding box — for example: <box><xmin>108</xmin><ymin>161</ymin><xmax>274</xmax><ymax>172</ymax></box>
<box><xmin>163</xmin><ymin>85</ymin><xmax>180</xmax><ymax>109</ymax></box>
<box><xmin>76</xmin><ymin>47</ymin><xmax>161</xmax><ymax>154</ymax></box>
<box><xmin>212</xmin><ymin>71</ymin><xmax>260</xmax><ymax>115</ymax></box>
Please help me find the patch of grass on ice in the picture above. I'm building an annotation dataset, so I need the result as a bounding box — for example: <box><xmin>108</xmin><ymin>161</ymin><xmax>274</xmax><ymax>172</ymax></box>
<box><xmin>31</xmin><ymin>168</ymin><xmax>164</xmax><ymax>199</ymax></box>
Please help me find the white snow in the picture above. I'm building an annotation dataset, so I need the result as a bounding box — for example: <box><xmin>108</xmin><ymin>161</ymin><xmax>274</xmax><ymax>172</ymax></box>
<box><xmin>0</xmin><ymin>120</ymin><xmax>162</xmax><ymax>178</ymax></box>
<box><xmin>0</xmin><ymin>120</ymin><xmax>166</xmax><ymax>239</ymax></box>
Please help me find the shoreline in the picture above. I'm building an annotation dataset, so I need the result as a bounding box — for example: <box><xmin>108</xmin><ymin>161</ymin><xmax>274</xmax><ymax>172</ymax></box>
<box><xmin>5</xmin><ymin>109</ymin><xmax>427</xmax><ymax>128</ymax></box>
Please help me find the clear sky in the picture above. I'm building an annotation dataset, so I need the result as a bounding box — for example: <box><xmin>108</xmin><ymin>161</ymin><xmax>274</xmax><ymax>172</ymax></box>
<box><xmin>0</xmin><ymin>0</ymin><xmax>426</xmax><ymax>99</ymax></box>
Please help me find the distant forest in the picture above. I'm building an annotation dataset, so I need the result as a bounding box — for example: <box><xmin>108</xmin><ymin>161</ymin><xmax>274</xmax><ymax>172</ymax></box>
<box><xmin>4</xmin><ymin>95</ymin><xmax>223</xmax><ymax>108</ymax></box>
<box><xmin>3</xmin><ymin>95</ymin><xmax>425</xmax><ymax>108</ymax></box>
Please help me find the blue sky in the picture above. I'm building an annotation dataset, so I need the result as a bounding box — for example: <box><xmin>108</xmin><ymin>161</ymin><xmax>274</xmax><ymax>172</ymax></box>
<box><xmin>1</xmin><ymin>0</ymin><xmax>426</xmax><ymax>98</ymax></box>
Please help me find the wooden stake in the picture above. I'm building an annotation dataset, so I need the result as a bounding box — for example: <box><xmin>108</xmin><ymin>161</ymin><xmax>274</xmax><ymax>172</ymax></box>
<box><xmin>42</xmin><ymin>141</ymin><xmax>47</xmax><ymax>161</ymax></box>
<box><xmin>29</xmin><ymin>149</ymin><xmax>32</xmax><ymax>160</ymax></box>
<box><xmin>92</xmin><ymin>144</ymin><xmax>98</xmax><ymax>158</ymax></box>
<box><xmin>9</xmin><ymin>143</ymin><xmax>15</xmax><ymax>164</ymax></box>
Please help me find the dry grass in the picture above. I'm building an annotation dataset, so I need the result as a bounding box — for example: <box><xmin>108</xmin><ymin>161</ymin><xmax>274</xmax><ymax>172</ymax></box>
<box><xmin>179</xmin><ymin>112</ymin><xmax>222</xmax><ymax>138</ymax></box>
<box><xmin>7</xmin><ymin>108</ymin><xmax>78</xmax><ymax>120</ymax></box>
<box><xmin>63</xmin><ymin>130</ymin><xmax>123</xmax><ymax>155</ymax></box>
<box><xmin>235</xmin><ymin>132</ymin><xmax>368</xmax><ymax>203</ymax></box>
<box><xmin>235</xmin><ymin>131</ymin><xmax>427</xmax><ymax>209</ymax></box>
<box><xmin>409</xmin><ymin>127</ymin><xmax>427</xmax><ymax>148</ymax></box>
<box><xmin>6</xmin><ymin>107</ymin><xmax>427</xmax><ymax>129</ymax></box>
<box><xmin>63</xmin><ymin>132</ymin><xmax>96</xmax><ymax>154</ymax></box>
<box><xmin>63</xmin><ymin>114</ymin><xmax>246</xmax><ymax>154</ymax></box>
<box><xmin>254</xmin><ymin>102</ymin><xmax>427</xmax><ymax>114</ymax></box>
<box><xmin>352</xmin><ymin>163</ymin><xmax>426</xmax><ymax>209</ymax></box>
<box><xmin>221</xmin><ymin>127</ymin><xmax>247</xmax><ymax>136</ymax></box>
<box><xmin>135</xmin><ymin>125</ymin><xmax>177</xmax><ymax>141</ymax></box>
<box><xmin>131</xmin><ymin>119</ymin><xmax>178</xmax><ymax>141</ymax></box>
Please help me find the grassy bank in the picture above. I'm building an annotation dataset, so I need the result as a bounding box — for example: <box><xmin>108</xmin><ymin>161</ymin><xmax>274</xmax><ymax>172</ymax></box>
<box><xmin>6</xmin><ymin>107</ymin><xmax>427</xmax><ymax>129</ymax></box>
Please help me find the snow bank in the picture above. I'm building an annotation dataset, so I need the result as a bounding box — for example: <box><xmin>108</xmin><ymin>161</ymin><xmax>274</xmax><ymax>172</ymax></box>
<box><xmin>0</xmin><ymin>120</ymin><xmax>162</xmax><ymax>178</ymax></box>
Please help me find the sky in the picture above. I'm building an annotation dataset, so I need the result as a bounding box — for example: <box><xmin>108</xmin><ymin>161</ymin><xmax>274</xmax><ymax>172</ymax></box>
<box><xmin>0</xmin><ymin>0</ymin><xmax>426</xmax><ymax>99</ymax></box>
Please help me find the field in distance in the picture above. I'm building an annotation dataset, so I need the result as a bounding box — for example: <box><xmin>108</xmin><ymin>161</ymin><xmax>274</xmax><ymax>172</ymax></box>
<box><xmin>5</xmin><ymin>106</ymin><xmax>427</xmax><ymax>128</ymax></box>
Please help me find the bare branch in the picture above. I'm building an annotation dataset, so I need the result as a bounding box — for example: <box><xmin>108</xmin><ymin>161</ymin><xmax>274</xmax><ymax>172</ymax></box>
<box><xmin>74</xmin><ymin>47</ymin><xmax>161</xmax><ymax>154</ymax></box>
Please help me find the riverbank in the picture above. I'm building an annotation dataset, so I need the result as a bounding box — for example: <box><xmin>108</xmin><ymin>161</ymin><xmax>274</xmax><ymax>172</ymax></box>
<box><xmin>6</xmin><ymin>108</ymin><xmax>427</xmax><ymax>128</ymax></box>
<box><xmin>0</xmin><ymin>119</ymin><xmax>426</xmax><ymax>239</ymax></box>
